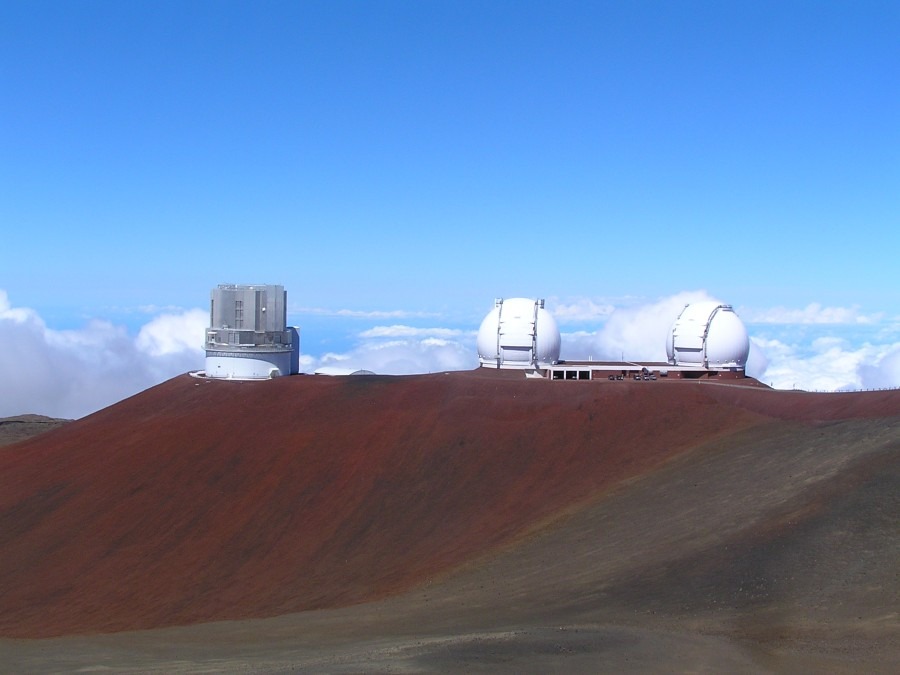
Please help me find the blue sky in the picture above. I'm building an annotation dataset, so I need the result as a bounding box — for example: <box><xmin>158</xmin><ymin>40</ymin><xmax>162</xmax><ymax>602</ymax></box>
<box><xmin>2</xmin><ymin>1</ymin><xmax>899</xmax><ymax>417</ymax></box>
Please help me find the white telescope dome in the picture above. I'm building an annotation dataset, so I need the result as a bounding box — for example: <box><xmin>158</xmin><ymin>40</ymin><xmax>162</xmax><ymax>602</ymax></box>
<box><xmin>666</xmin><ymin>302</ymin><xmax>750</xmax><ymax>369</ymax></box>
<box><xmin>477</xmin><ymin>298</ymin><xmax>561</xmax><ymax>369</ymax></box>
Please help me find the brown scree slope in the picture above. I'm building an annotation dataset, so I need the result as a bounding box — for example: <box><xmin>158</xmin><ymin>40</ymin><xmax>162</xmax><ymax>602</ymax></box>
<box><xmin>0</xmin><ymin>371</ymin><xmax>898</xmax><ymax>647</ymax></box>
<box><xmin>0</xmin><ymin>414</ymin><xmax>70</xmax><ymax>447</ymax></box>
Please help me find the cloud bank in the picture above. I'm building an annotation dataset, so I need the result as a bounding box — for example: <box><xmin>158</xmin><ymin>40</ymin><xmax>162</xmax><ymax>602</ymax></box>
<box><xmin>357</xmin><ymin>326</ymin><xmax>469</xmax><ymax>339</ymax></box>
<box><xmin>2</xmin><ymin>289</ymin><xmax>899</xmax><ymax>420</ymax></box>
<box><xmin>295</xmin><ymin>307</ymin><xmax>441</xmax><ymax>319</ymax></box>
<box><xmin>559</xmin><ymin>290</ymin><xmax>717</xmax><ymax>363</ymax></box>
<box><xmin>0</xmin><ymin>291</ymin><xmax>206</xmax><ymax>419</ymax></box>
<box><xmin>738</xmin><ymin>303</ymin><xmax>884</xmax><ymax>325</ymax></box>
<box><xmin>753</xmin><ymin>337</ymin><xmax>900</xmax><ymax>391</ymax></box>
<box><xmin>309</xmin><ymin>337</ymin><xmax>477</xmax><ymax>376</ymax></box>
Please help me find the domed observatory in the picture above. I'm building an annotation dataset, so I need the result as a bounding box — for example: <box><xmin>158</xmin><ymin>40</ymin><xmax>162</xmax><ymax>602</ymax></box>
<box><xmin>477</xmin><ymin>298</ymin><xmax>561</xmax><ymax>369</ymax></box>
<box><xmin>666</xmin><ymin>302</ymin><xmax>750</xmax><ymax>371</ymax></box>
<box><xmin>205</xmin><ymin>284</ymin><xmax>300</xmax><ymax>379</ymax></box>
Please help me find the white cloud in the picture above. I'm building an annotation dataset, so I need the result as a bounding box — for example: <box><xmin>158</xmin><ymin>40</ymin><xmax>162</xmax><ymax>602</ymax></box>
<box><xmin>859</xmin><ymin>346</ymin><xmax>900</xmax><ymax>389</ymax></box>
<box><xmin>135</xmin><ymin>309</ymin><xmax>208</xmax><ymax>356</ymax></box>
<box><xmin>560</xmin><ymin>290</ymin><xmax>719</xmax><ymax>361</ymax></box>
<box><xmin>295</xmin><ymin>307</ymin><xmax>441</xmax><ymax>319</ymax></box>
<box><xmin>0</xmin><ymin>291</ymin><xmax>205</xmax><ymax>419</ymax></box>
<box><xmin>752</xmin><ymin>337</ymin><xmax>861</xmax><ymax>390</ymax></box>
<box><xmin>0</xmin><ymin>293</ymin><xmax>34</xmax><ymax>322</ymax></box>
<box><xmin>300</xmin><ymin>318</ymin><xmax>479</xmax><ymax>375</ymax></box>
<box><xmin>740</xmin><ymin>303</ymin><xmax>884</xmax><ymax>325</ymax></box>
<box><xmin>135</xmin><ymin>304</ymin><xmax>189</xmax><ymax>315</ymax></box>
<box><xmin>309</xmin><ymin>336</ymin><xmax>477</xmax><ymax>375</ymax></box>
<box><xmin>358</xmin><ymin>325</ymin><xmax>469</xmax><ymax>339</ymax></box>
<box><xmin>744</xmin><ymin>339</ymin><xmax>769</xmax><ymax>380</ymax></box>
<box><xmin>748</xmin><ymin>335</ymin><xmax>900</xmax><ymax>391</ymax></box>
<box><xmin>547</xmin><ymin>298</ymin><xmax>616</xmax><ymax>323</ymax></box>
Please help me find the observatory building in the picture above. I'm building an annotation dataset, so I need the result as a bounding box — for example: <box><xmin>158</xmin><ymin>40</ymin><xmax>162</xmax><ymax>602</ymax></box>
<box><xmin>479</xmin><ymin>297</ymin><xmax>753</xmax><ymax>381</ymax></box>
<box><xmin>666</xmin><ymin>302</ymin><xmax>750</xmax><ymax>370</ymax></box>
<box><xmin>477</xmin><ymin>298</ymin><xmax>561</xmax><ymax>369</ymax></box>
<box><xmin>204</xmin><ymin>284</ymin><xmax>300</xmax><ymax>379</ymax></box>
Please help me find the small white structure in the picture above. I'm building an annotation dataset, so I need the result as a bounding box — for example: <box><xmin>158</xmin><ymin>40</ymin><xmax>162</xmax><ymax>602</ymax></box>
<box><xmin>666</xmin><ymin>302</ymin><xmax>749</xmax><ymax>370</ymax></box>
<box><xmin>205</xmin><ymin>284</ymin><xmax>300</xmax><ymax>379</ymax></box>
<box><xmin>477</xmin><ymin>298</ymin><xmax>561</xmax><ymax>369</ymax></box>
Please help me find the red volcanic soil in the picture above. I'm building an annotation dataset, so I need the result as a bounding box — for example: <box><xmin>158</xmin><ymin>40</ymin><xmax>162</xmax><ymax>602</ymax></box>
<box><xmin>1</xmin><ymin>371</ymin><xmax>898</xmax><ymax>648</ymax></box>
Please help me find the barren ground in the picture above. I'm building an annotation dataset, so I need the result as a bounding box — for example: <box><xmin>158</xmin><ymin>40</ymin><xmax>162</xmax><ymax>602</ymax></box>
<box><xmin>1</xmin><ymin>372</ymin><xmax>897</xmax><ymax>672</ymax></box>
<box><xmin>0</xmin><ymin>415</ymin><xmax>69</xmax><ymax>447</ymax></box>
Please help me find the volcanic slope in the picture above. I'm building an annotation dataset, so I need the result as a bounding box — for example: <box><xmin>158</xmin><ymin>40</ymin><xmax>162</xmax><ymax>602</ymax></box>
<box><xmin>1</xmin><ymin>371</ymin><xmax>898</xmax><ymax>672</ymax></box>
<box><xmin>0</xmin><ymin>414</ymin><xmax>70</xmax><ymax>447</ymax></box>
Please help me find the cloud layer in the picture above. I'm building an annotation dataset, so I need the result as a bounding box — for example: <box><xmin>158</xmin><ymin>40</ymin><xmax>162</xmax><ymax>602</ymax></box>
<box><xmin>2</xmin><ymin>289</ymin><xmax>899</xmax><ymax>420</ymax></box>
<box><xmin>310</xmin><ymin>337</ymin><xmax>477</xmax><ymax>376</ymax></box>
<box><xmin>558</xmin><ymin>290</ymin><xmax>717</xmax><ymax>362</ymax></box>
<box><xmin>738</xmin><ymin>303</ymin><xmax>885</xmax><ymax>325</ymax></box>
<box><xmin>0</xmin><ymin>291</ymin><xmax>206</xmax><ymax>419</ymax></box>
<box><xmin>753</xmin><ymin>336</ymin><xmax>900</xmax><ymax>391</ymax></box>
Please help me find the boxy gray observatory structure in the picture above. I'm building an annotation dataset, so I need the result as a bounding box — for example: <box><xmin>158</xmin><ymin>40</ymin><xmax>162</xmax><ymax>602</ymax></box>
<box><xmin>205</xmin><ymin>284</ymin><xmax>300</xmax><ymax>379</ymax></box>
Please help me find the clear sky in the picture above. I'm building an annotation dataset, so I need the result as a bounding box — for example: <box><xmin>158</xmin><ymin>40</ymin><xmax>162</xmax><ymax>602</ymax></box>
<box><xmin>2</xmin><ymin>1</ymin><xmax>899</xmax><ymax>417</ymax></box>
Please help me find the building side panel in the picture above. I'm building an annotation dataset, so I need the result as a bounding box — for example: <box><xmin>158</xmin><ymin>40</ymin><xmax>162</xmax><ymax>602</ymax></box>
<box><xmin>271</xmin><ymin>287</ymin><xmax>286</xmax><ymax>331</ymax></box>
<box><xmin>289</xmin><ymin>326</ymin><xmax>300</xmax><ymax>374</ymax></box>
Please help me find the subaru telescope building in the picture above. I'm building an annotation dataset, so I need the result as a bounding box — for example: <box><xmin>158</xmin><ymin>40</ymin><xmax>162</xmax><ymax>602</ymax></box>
<box><xmin>205</xmin><ymin>284</ymin><xmax>300</xmax><ymax>379</ymax></box>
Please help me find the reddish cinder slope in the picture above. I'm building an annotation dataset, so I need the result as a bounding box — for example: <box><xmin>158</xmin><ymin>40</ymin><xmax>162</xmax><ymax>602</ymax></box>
<box><xmin>0</xmin><ymin>372</ymin><xmax>897</xmax><ymax>638</ymax></box>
